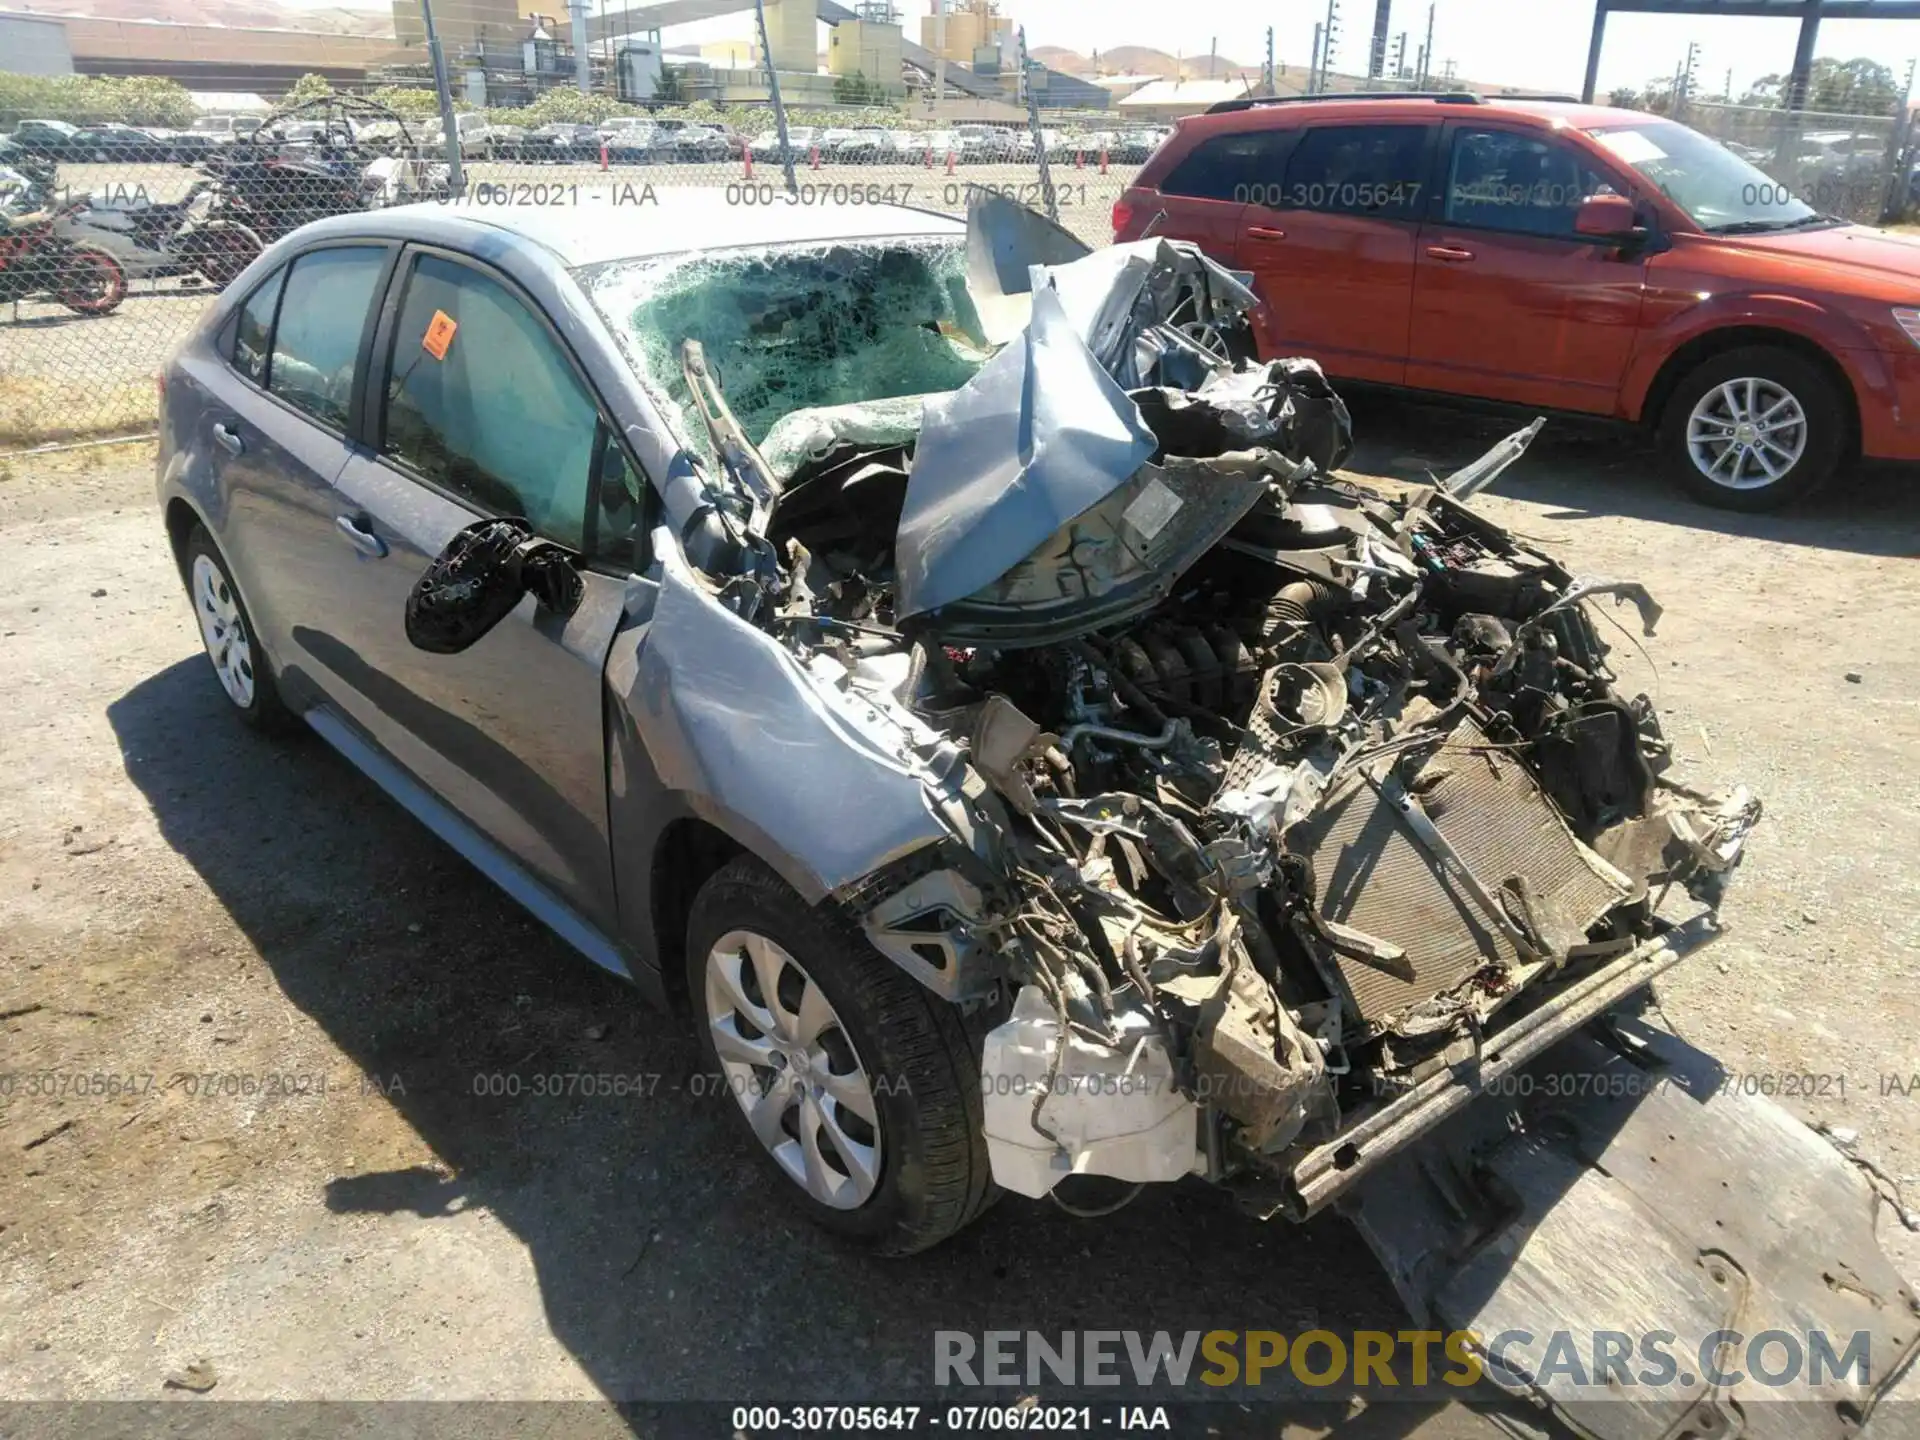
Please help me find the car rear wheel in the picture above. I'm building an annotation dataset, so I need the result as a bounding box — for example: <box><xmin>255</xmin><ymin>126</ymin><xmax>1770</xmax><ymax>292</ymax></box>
<box><xmin>183</xmin><ymin>526</ymin><xmax>290</xmax><ymax>732</ymax></box>
<box><xmin>686</xmin><ymin>855</ymin><xmax>995</xmax><ymax>1255</ymax></box>
<box><xmin>1659</xmin><ymin>346</ymin><xmax>1845</xmax><ymax>511</ymax></box>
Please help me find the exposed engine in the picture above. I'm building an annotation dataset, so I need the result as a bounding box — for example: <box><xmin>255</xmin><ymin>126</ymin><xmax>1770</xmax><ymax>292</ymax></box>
<box><xmin>669</xmin><ymin>221</ymin><xmax>1761</xmax><ymax>1214</ymax></box>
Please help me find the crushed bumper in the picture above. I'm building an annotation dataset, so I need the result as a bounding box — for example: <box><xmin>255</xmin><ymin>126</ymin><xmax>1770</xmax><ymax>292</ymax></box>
<box><xmin>1277</xmin><ymin>914</ymin><xmax>1723</xmax><ymax>1219</ymax></box>
<box><xmin>1341</xmin><ymin>1012</ymin><xmax>1920</xmax><ymax>1440</ymax></box>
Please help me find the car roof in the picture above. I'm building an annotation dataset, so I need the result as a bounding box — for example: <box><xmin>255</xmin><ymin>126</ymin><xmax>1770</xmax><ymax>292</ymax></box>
<box><xmin>289</xmin><ymin>190</ymin><xmax>966</xmax><ymax>269</ymax></box>
<box><xmin>1178</xmin><ymin>95</ymin><xmax>1644</xmax><ymax>137</ymax></box>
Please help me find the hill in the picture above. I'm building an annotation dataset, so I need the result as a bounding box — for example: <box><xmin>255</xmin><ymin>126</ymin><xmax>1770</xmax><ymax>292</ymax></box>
<box><xmin>1094</xmin><ymin>45</ymin><xmax>1255</xmax><ymax>80</ymax></box>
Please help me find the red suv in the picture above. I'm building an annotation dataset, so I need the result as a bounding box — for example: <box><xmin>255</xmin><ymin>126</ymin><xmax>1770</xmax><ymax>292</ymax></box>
<box><xmin>1116</xmin><ymin>93</ymin><xmax>1920</xmax><ymax>510</ymax></box>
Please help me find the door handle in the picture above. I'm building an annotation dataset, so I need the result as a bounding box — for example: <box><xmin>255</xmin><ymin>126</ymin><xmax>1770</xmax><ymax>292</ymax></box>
<box><xmin>1247</xmin><ymin>225</ymin><xmax>1288</xmax><ymax>241</ymax></box>
<box><xmin>212</xmin><ymin>422</ymin><xmax>244</xmax><ymax>455</ymax></box>
<box><xmin>334</xmin><ymin>514</ymin><xmax>388</xmax><ymax>559</ymax></box>
<box><xmin>1425</xmin><ymin>244</ymin><xmax>1476</xmax><ymax>263</ymax></box>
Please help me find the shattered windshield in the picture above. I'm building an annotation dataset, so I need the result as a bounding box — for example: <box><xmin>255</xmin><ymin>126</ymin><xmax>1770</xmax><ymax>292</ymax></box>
<box><xmin>579</xmin><ymin>238</ymin><xmax>991</xmax><ymax>457</ymax></box>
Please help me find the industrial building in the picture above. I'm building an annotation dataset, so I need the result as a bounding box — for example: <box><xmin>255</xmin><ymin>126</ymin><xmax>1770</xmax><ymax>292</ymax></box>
<box><xmin>0</xmin><ymin>0</ymin><xmax>1101</xmax><ymax>115</ymax></box>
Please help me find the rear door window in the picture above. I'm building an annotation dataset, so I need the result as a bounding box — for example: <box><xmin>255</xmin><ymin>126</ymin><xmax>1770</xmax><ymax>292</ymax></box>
<box><xmin>1280</xmin><ymin>124</ymin><xmax>1434</xmax><ymax>220</ymax></box>
<box><xmin>1443</xmin><ymin>128</ymin><xmax>1616</xmax><ymax>237</ymax></box>
<box><xmin>231</xmin><ymin>265</ymin><xmax>285</xmax><ymax>386</ymax></box>
<box><xmin>1162</xmin><ymin>129</ymin><xmax>1295</xmax><ymax>204</ymax></box>
<box><xmin>381</xmin><ymin>252</ymin><xmax>600</xmax><ymax>551</ymax></box>
<box><xmin>267</xmin><ymin>245</ymin><xmax>387</xmax><ymax>430</ymax></box>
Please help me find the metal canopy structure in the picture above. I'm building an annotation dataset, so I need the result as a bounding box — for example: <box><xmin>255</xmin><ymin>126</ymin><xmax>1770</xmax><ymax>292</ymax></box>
<box><xmin>1583</xmin><ymin>0</ymin><xmax>1920</xmax><ymax>106</ymax></box>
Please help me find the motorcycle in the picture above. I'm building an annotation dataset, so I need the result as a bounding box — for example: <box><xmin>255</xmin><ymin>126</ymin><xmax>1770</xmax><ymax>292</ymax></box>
<box><xmin>0</xmin><ymin>195</ymin><xmax>128</xmax><ymax>316</ymax></box>
<box><xmin>200</xmin><ymin>146</ymin><xmax>368</xmax><ymax>245</ymax></box>
<box><xmin>55</xmin><ymin>177</ymin><xmax>264</xmax><ymax>289</ymax></box>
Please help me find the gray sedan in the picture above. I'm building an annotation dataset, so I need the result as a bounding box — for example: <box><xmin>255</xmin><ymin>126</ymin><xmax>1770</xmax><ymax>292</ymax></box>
<box><xmin>155</xmin><ymin>198</ymin><xmax>1917</xmax><ymax>1419</ymax></box>
<box><xmin>158</xmin><ymin>195</ymin><xmax>1002</xmax><ymax>1252</ymax></box>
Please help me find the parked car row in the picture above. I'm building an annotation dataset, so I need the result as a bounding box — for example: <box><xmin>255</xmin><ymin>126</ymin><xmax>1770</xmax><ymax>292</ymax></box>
<box><xmin>737</xmin><ymin>124</ymin><xmax>1169</xmax><ymax>167</ymax></box>
<box><xmin>10</xmin><ymin>113</ymin><xmax>1172</xmax><ymax>173</ymax></box>
<box><xmin>10</xmin><ymin>118</ymin><xmax>213</xmax><ymax>165</ymax></box>
<box><xmin>6</xmin><ymin>114</ymin><xmax>373</xmax><ymax>166</ymax></box>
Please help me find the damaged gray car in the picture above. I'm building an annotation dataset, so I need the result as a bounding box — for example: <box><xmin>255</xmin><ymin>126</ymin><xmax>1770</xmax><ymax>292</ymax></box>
<box><xmin>158</xmin><ymin>192</ymin><xmax>1917</xmax><ymax>1435</ymax></box>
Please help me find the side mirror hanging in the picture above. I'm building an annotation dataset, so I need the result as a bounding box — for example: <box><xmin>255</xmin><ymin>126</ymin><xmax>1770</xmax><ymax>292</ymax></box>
<box><xmin>405</xmin><ymin>516</ymin><xmax>584</xmax><ymax>655</ymax></box>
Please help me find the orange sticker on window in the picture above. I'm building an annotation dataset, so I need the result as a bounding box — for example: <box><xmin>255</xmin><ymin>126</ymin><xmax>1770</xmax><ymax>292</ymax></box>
<box><xmin>421</xmin><ymin>309</ymin><xmax>457</xmax><ymax>360</ymax></box>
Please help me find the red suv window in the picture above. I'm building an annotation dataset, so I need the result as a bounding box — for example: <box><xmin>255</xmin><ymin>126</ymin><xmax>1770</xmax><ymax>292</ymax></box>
<box><xmin>1443</xmin><ymin>128</ymin><xmax>1616</xmax><ymax>237</ymax></box>
<box><xmin>1160</xmin><ymin>130</ymin><xmax>1294</xmax><ymax>203</ymax></box>
<box><xmin>1279</xmin><ymin>124</ymin><xmax>1433</xmax><ymax>221</ymax></box>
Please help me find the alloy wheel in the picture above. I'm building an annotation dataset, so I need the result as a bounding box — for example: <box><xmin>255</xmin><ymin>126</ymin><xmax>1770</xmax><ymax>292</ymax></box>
<box><xmin>191</xmin><ymin>552</ymin><xmax>256</xmax><ymax>709</ymax></box>
<box><xmin>703</xmin><ymin>929</ymin><xmax>883</xmax><ymax>1210</ymax></box>
<box><xmin>1685</xmin><ymin>376</ymin><xmax>1808</xmax><ymax>491</ymax></box>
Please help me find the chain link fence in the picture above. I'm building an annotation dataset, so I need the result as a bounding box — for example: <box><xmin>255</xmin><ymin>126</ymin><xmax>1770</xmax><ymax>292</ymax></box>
<box><xmin>1677</xmin><ymin>98</ymin><xmax>1916</xmax><ymax>225</ymax></box>
<box><xmin>0</xmin><ymin>95</ymin><xmax>1144</xmax><ymax>449</ymax></box>
<box><xmin>12</xmin><ymin>80</ymin><xmax>1916</xmax><ymax>452</ymax></box>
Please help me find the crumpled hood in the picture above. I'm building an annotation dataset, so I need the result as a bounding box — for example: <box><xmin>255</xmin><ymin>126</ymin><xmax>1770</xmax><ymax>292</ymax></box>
<box><xmin>894</xmin><ymin>235</ymin><xmax>1261</xmax><ymax>626</ymax></box>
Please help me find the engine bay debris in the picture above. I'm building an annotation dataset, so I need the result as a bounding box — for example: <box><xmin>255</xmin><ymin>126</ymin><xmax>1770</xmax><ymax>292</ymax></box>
<box><xmin>667</xmin><ymin>205</ymin><xmax>1764</xmax><ymax>1216</ymax></box>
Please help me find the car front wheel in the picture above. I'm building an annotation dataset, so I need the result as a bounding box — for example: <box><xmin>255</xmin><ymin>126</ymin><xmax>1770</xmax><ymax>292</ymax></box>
<box><xmin>1659</xmin><ymin>346</ymin><xmax>1845</xmax><ymax>511</ymax></box>
<box><xmin>686</xmin><ymin>855</ymin><xmax>995</xmax><ymax>1255</ymax></box>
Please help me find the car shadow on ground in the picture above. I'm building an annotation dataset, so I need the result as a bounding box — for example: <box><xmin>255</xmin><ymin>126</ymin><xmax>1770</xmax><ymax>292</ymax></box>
<box><xmin>1340</xmin><ymin>392</ymin><xmax>1920</xmax><ymax>559</ymax></box>
<box><xmin>108</xmin><ymin>655</ymin><xmax>1552</xmax><ymax>1436</ymax></box>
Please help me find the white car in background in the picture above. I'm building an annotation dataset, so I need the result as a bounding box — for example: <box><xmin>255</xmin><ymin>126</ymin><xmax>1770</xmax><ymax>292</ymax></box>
<box><xmin>431</xmin><ymin>112</ymin><xmax>506</xmax><ymax>161</ymax></box>
<box><xmin>190</xmin><ymin>115</ymin><xmax>264</xmax><ymax>146</ymax></box>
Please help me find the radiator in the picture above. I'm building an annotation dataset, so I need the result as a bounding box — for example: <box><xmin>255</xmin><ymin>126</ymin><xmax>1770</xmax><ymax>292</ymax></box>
<box><xmin>1293</xmin><ymin>718</ymin><xmax>1629</xmax><ymax>1029</ymax></box>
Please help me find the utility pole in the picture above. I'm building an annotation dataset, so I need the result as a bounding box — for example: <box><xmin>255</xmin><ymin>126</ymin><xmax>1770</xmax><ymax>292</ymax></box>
<box><xmin>1680</xmin><ymin>39</ymin><xmax>1700</xmax><ymax>110</ymax></box>
<box><xmin>569</xmin><ymin>0</ymin><xmax>590</xmax><ymax>92</ymax></box>
<box><xmin>1394</xmin><ymin>31</ymin><xmax>1408</xmax><ymax>80</ymax></box>
<box><xmin>1322</xmin><ymin>0</ymin><xmax>1342</xmax><ymax>88</ymax></box>
<box><xmin>1310</xmin><ymin>22</ymin><xmax>1324</xmax><ymax>93</ymax></box>
<box><xmin>1724</xmin><ymin>66</ymin><xmax>1733</xmax><ymax>101</ymax></box>
<box><xmin>1420</xmin><ymin>0</ymin><xmax>1434</xmax><ymax>87</ymax></box>
<box><xmin>418</xmin><ymin>0</ymin><xmax>463</xmax><ymax>195</ymax></box>
<box><xmin>1414</xmin><ymin>42</ymin><xmax>1426</xmax><ymax>88</ymax></box>
<box><xmin>752</xmin><ymin>0</ymin><xmax>797</xmax><ymax>196</ymax></box>
<box><xmin>1265</xmin><ymin>25</ymin><xmax>1276</xmax><ymax>94</ymax></box>
<box><xmin>1368</xmin><ymin>0</ymin><xmax>1391</xmax><ymax>80</ymax></box>
<box><xmin>1018</xmin><ymin>26</ymin><xmax>1057</xmax><ymax>222</ymax></box>
<box><xmin>932</xmin><ymin>0</ymin><xmax>946</xmax><ymax>112</ymax></box>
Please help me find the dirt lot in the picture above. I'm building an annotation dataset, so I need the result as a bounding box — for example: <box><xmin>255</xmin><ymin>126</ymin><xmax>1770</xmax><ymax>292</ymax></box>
<box><xmin>1</xmin><ymin>406</ymin><xmax>1919</xmax><ymax>1432</ymax></box>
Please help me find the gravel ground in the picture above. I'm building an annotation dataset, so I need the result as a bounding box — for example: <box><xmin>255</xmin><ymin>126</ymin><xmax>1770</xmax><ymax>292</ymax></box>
<box><xmin>0</xmin><ymin>407</ymin><xmax>1918</xmax><ymax>1434</ymax></box>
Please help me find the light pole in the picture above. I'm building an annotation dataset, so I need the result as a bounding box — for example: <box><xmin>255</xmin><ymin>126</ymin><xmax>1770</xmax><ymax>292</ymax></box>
<box><xmin>419</xmin><ymin>0</ymin><xmax>464</xmax><ymax>196</ymax></box>
<box><xmin>753</xmin><ymin>0</ymin><xmax>798</xmax><ymax>196</ymax></box>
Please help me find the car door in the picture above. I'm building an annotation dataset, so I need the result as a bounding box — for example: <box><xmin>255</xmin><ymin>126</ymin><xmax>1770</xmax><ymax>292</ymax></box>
<box><xmin>1234</xmin><ymin>121</ymin><xmax>1435</xmax><ymax>385</ymax></box>
<box><xmin>1138</xmin><ymin>127</ymin><xmax>1290</xmax><ymax>263</ymax></box>
<box><xmin>189</xmin><ymin>242</ymin><xmax>395</xmax><ymax>693</ymax></box>
<box><xmin>1405</xmin><ymin>123</ymin><xmax>1650</xmax><ymax>414</ymax></box>
<box><xmin>317</xmin><ymin>247</ymin><xmax>647</xmax><ymax>934</ymax></box>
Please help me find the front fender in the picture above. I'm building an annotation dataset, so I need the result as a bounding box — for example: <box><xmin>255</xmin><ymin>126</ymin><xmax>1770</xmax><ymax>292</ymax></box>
<box><xmin>608</xmin><ymin>530</ymin><xmax>960</xmax><ymax>910</ymax></box>
<box><xmin>1619</xmin><ymin>290</ymin><xmax>1876</xmax><ymax>423</ymax></box>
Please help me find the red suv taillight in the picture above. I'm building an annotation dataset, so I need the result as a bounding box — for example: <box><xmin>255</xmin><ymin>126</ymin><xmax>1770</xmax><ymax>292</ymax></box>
<box><xmin>1112</xmin><ymin>196</ymin><xmax>1136</xmax><ymax>239</ymax></box>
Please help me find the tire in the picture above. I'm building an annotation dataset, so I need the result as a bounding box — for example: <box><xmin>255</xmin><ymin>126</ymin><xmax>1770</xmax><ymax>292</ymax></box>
<box><xmin>181</xmin><ymin>223</ymin><xmax>262</xmax><ymax>288</ymax></box>
<box><xmin>182</xmin><ymin>526</ymin><xmax>291</xmax><ymax>732</ymax></box>
<box><xmin>685</xmin><ymin>855</ymin><xmax>995</xmax><ymax>1255</ymax></box>
<box><xmin>1658</xmin><ymin>345</ymin><xmax>1846</xmax><ymax>511</ymax></box>
<box><xmin>56</xmin><ymin>246</ymin><xmax>125</xmax><ymax>315</ymax></box>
